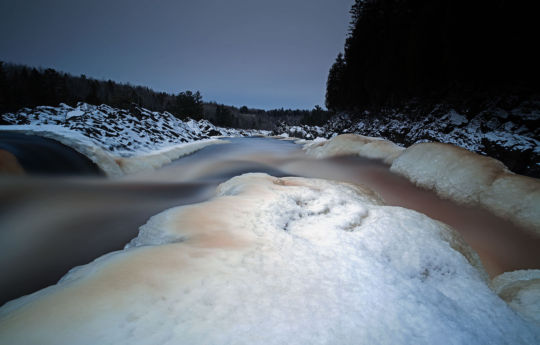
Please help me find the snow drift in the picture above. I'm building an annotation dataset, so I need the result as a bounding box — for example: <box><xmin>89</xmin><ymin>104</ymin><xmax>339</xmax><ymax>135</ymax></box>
<box><xmin>0</xmin><ymin>173</ymin><xmax>538</xmax><ymax>344</ymax></box>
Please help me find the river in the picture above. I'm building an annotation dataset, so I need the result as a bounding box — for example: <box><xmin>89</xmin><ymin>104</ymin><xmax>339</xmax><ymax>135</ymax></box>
<box><xmin>0</xmin><ymin>136</ymin><xmax>539</xmax><ymax>307</ymax></box>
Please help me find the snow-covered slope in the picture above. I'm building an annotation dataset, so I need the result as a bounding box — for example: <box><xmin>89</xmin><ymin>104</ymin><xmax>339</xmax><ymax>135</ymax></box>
<box><xmin>0</xmin><ymin>103</ymin><xmax>269</xmax><ymax>176</ymax></box>
<box><xmin>1</xmin><ymin>173</ymin><xmax>538</xmax><ymax>344</ymax></box>
<box><xmin>276</xmin><ymin>103</ymin><xmax>540</xmax><ymax>178</ymax></box>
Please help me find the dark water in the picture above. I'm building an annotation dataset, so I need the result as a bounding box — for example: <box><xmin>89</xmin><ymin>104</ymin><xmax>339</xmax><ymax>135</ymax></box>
<box><xmin>0</xmin><ymin>132</ymin><xmax>103</xmax><ymax>175</ymax></box>
<box><xmin>0</xmin><ymin>136</ymin><xmax>539</xmax><ymax>306</ymax></box>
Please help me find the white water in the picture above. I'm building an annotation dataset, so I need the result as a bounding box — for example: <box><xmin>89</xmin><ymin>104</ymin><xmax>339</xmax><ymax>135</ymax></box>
<box><xmin>0</xmin><ymin>137</ymin><xmax>539</xmax><ymax>344</ymax></box>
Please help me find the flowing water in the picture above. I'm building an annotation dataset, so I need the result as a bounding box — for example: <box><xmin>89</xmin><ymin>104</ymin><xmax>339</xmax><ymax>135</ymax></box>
<box><xmin>0</xmin><ymin>136</ymin><xmax>539</xmax><ymax>306</ymax></box>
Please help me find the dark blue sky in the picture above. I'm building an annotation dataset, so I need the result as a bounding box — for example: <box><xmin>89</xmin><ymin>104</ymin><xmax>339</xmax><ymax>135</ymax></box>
<box><xmin>0</xmin><ymin>0</ymin><xmax>353</xmax><ymax>110</ymax></box>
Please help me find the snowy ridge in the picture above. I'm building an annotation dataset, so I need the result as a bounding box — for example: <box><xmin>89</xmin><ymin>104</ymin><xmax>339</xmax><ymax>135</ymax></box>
<box><xmin>302</xmin><ymin>134</ymin><xmax>540</xmax><ymax>234</ymax></box>
<box><xmin>0</xmin><ymin>103</ymin><xmax>269</xmax><ymax>176</ymax></box>
<box><xmin>1</xmin><ymin>173</ymin><xmax>538</xmax><ymax>344</ymax></box>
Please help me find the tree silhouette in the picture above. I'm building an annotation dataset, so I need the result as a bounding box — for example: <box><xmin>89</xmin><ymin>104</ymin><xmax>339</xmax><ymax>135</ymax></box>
<box><xmin>327</xmin><ymin>0</ymin><xmax>540</xmax><ymax>116</ymax></box>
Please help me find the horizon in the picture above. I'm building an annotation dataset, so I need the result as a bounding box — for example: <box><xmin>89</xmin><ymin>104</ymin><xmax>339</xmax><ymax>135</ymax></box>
<box><xmin>0</xmin><ymin>0</ymin><xmax>354</xmax><ymax>110</ymax></box>
<box><xmin>0</xmin><ymin>60</ymin><xmax>327</xmax><ymax>112</ymax></box>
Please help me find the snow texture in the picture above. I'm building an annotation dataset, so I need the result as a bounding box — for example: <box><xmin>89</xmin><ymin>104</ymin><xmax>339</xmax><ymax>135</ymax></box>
<box><xmin>0</xmin><ymin>173</ymin><xmax>538</xmax><ymax>345</ymax></box>
<box><xmin>0</xmin><ymin>103</ymin><xmax>269</xmax><ymax>176</ymax></box>
<box><xmin>492</xmin><ymin>270</ymin><xmax>540</xmax><ymax>325</ymax></box>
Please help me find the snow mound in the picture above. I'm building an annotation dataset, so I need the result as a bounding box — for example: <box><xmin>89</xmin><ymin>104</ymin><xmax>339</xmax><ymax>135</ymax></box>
<box><xmin>303</xmin><ymin>134</ymin><xmax>404</xmax><ymax>164</ymax></box>
<box><xmin>390</xmin><ymin>142</ymin><xmax>540</xmax><ymax>232</ymax></box>
<box><xmin>1</xmin><ymin>173</ymin><xmax>537</xmax><ymax>345</ymax></box>
<box><xmin>0</xmin><ymin>103</ymin><xmax>269</xmax><ymax>176</ymax></box>
<box><xmin>492</xmin><ymin>270</ymin><xmax>540</xmax><ymax>325</ymax></box>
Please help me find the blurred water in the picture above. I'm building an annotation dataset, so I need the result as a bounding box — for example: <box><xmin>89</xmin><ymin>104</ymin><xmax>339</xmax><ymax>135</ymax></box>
<box><xmin>0</xmin><ymin>136</ymin><xmax>538</xmax><ymax>306</ymax></box>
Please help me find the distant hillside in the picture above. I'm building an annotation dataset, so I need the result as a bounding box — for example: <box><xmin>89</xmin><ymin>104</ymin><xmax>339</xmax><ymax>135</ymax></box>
<box><xmin>0</xmin><ymin>62</ymin><xmax>331</xmax><ymax>130</ymax></box>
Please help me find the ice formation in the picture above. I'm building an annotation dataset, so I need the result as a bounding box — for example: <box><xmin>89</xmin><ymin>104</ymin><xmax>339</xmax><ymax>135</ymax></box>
<box><xmin>390</xmin><ymin>142</ymin><xmax>540</xmax><ymax>232</ymax></box>
<box><xmin>302</xmin><ymin>134</ymin><xmax>540</xmax><ymax>233</ymax></box>
<box><xmin>492</xmin><ymin>270</ymin><xmax>540</xmax><ymax>325</ymax></box>
<box><xmin>302</xmin><ymin>134</ymin><xmax>404</xmax><ymax>164</ymax></box>
<box><xmin>0</xmin><ymin>173</ymin><xmax>538</xmax><ymax>344</ymax></box>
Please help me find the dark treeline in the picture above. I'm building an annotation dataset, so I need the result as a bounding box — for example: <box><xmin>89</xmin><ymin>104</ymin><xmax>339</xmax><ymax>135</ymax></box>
<box><xmin>0</xmin><ymin>62</ymin><xmax>330</xmax><ymax>129</ymax></box>
<box><xmin>0</xmin><ymin>61</ymin><xmax>204</xmax><ymax>120</ymax></box>
<box><xmin>204</xmin><ymin>103</ymin><xmax>329</xmax><ymax>129</ymax></box>
<box><xmin>326</xmin><ymin>0</ymin><xmax>540</xmax><ymax>115</ymax></box>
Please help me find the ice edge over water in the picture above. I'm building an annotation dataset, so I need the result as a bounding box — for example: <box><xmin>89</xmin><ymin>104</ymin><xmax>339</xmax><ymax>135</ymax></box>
<box><xmin>302</xmin><ymin>134</ymin><xmax>540</xmax><ymax>234</ymax></box>
<box><xmin>0</xmin><ymin>126</ymin><xmax>225</xmax><ymax>177</ymax></box>
<box><xmin>0</xmin><ymin>173</ymin><xmax>538</xmax><ymax>344</ymax></box>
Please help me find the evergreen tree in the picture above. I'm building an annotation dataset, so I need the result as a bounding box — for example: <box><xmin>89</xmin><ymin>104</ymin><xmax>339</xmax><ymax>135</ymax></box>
<box><xmin>325</xmin><ymin>53</ymin><xmax>346</xmax><ymax>111</ymax></box>
<box><xmin>174</xmin><ymin>90</ymin><xmax>203</xmax><ymax>120</ymax></box>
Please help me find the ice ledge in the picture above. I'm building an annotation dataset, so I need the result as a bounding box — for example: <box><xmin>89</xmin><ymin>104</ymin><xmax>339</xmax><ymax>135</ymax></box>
<box><xmin>302</xmin><ymin>134</ymin><xmax>540</xmax><ymax>235</ymax></box>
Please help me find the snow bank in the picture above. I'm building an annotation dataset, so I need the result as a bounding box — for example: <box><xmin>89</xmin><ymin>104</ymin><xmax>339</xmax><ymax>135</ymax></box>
<box><xmin>1</xmin><ymin>173</ymin><xmax>537</xmax><ymax>345</ymax></box>
<box><xmin>1</xmin><ymin>103</ymin><xmax>268</xmax><ymax>153</ymax></box>
<box><xmin>390</xmin><ymin>142</ymin><xmax>540</xmax><ymax>232</ymax></box>
<box><xmin>0</xmin><ymin>103</ymin><xmax>269</xmax><ymax>176</ymax></box>
<box><xmin>303</xmin><ymin>134</ymin><xmax>404</xmax><ymax>164</ymax></box>
<box><xmin>492</xmin><ymin>270</ymin><xmax>540</xmax><ymax>325</ymax></box>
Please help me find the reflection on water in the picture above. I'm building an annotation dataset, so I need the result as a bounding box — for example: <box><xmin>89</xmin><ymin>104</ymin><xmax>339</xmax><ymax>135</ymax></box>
<box><xmin>0</xmin><ymin>137</ymin><xmax>539</xmax><ymax>306</ymax></box>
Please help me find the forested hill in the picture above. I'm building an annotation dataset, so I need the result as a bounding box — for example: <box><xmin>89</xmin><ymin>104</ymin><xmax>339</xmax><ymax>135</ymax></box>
<box><xmin>0</xmin><ymin>62</ymin><xmax>330</xmax><ymax>130</ymax></box>
<box><xmin>326</xmin><ymin>0</ymin><xmax>540</xmax><ymax>114</ymax></box>
<box><xmin>0</xmin><ymin>62</ymin><xmax>204</xmax><ymax>119</ymax></box>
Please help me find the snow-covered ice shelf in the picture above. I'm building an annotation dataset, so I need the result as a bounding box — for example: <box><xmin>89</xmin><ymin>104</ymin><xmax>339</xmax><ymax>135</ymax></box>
<box><xmin>0</xmin><ymin>173</ymin><xmax>538</xmax><ymax>344</ymax></box>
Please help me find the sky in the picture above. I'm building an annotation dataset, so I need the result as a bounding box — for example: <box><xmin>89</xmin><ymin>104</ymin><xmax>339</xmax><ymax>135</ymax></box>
<box><xmin>0</xmin><ymin>0</ymin><xmax>354</xmax><ymax>110</ymax></box>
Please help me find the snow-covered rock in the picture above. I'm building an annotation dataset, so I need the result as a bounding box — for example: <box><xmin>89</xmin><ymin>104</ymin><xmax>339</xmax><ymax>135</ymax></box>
<box><xmin>275</xmin><ymin>103</ymin><xmax>540</xmax><ymax>178</ymax></box>
<box><xmin>1</xmin><ymin>173</ymin><xmax>538</xmax><ymax>344</ymax></box>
